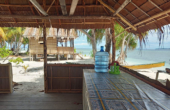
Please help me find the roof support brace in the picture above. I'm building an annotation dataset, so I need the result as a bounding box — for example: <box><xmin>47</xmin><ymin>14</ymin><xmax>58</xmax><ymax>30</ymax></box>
<box><xmin>98</xmin><ymin>0</ymin><xmax>137</xmax><ymax>31</ymax></box>
<box><xmin>59</xmin><ymin>0</ymin><xmax>67</xmax><ymax>15</ymax></box>
<box><xmin>113</xmin><ymin>0</ymin><xmax>131</xmax><ymax>16</ymax></box>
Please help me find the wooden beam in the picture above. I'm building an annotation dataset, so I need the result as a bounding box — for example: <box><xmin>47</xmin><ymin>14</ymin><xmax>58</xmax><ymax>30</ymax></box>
<box><xmin>46</xmin><ymin>0</ymin><xmax>56</xmax><ymax>13</ymax></box>
<box><xmin>55</xmin><ymin>0</ymin><xmax>61</xmax><ymax>25</ymax></box>
<box><xmin>148</xmin><ymin>0</ymin><xmax>163</xmax><ymax>11</ymax></box>
<box><xmin>111</xmin><ymin>19</ymin><xmax>115</xmax><ymax>63</ymax></box>
<box><xmin>59</xmin><ymin>0</ymin><xmax>67</xmax><ymax>15</ymax></box>
<box><xmin>131</xmin><ymin>2</ymin><xmax>150</xmax><ymax>17</ymax></box>
<box><xmin>43</xmin><ymin>20</ymin><xmax>47</xmax><ymax>93</ymax></box>
<box><xmin>113</xmin><ymin>0</ymin><xmax>131</xmax><ymax>16</ymax></box>
<box><xmin>29</xmin><ymin>2</ymin><xmax>39</xmax><ymax>24</ymax></box>
<box><xmin>0</xmin><ymin>3</ymin><xmax>103</xmax><ymax>8</ymax></box>
<box><xmin>0</xmin><ymin>15</ymin><xmax>115</xmax><ymax>19</ymax></box>
<box><xmin>109</xmin><ymin>0</ymin><xmax>140</xmax><ymax>21</ymax></box>
<box><xmin>98</xmin><ymin>0</ymin><xmax>137</xmax><ymax>31</ymax></box>
<box><xmin>126</xmin><ymin>8</ymin><xmax>170</xmax><ymax>30</ymax></box>
<box><xmin>69</xmin><ymin>0</ymin><xmax>79</xmax><ymax>15</ymax></box>
<box><xmin>103</xmin><ymin>6</ymin><xmax>110</xmax><ymax>15</ymax></box>
<box><xmin>7</xmin><ymin>6</ymin><xmax>17</xmax><ymax>23</ymax></box>
<box><xmin>29</xmin><ymin>1</ymin><xmax>42</xmax><ymax>16</ymax></box>
<box><xmin>0</xmin><ymin>21</ymin><xmax>111</xmax><ymax>24</ymax></box>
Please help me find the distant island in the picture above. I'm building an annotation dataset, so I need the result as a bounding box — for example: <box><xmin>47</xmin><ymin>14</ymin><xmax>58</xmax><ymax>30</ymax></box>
<box><xmin>155</xmin><ymin>48</ymin><xmax>170</xmax><ymax>50</ymax></box>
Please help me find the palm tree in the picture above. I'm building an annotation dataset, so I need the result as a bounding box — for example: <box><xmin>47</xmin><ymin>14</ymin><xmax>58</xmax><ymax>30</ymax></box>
<box><xmin>78</xmin><ymin>29</ymin><xmax>105</xmax><ymax>57</ymax></box>
<box><xmin>5</xmin><ymin>27</ymin><xmax>25</xmax><ymax>55</ymax></box>
<box><xmin>0</xmin><ymin>27</ymin><xmax>7</xmax><ymax>48</ymax></box>
<box><xmin>116</xmin><ymin>32</ymin><xmax>137</xmax><ymax>64</ymax></box>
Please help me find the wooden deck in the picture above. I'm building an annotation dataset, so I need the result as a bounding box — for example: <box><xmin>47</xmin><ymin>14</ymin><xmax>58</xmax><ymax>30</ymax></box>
<box><xmin>0</xmin><ymin>92</ymin><xmax>83</xmax><ymax>110</ymax></box>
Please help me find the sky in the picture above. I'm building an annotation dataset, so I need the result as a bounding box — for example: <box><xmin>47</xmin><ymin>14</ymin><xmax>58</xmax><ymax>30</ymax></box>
<box><xmin>73</xmin><ymin>29</ymin><xmax>170</xmax><ymax>50</ymax></box>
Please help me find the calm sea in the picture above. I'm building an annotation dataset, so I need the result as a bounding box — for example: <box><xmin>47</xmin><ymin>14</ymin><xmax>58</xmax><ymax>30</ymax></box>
<box><xmin>76</xmin><ymin>48</ymin><xmax>170</xmax><ymax>70</ymax></box>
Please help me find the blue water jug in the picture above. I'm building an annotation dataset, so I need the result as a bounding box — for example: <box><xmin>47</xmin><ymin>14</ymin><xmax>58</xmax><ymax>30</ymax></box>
<box><xmin>95</xmin><ymin>46</ymin><xmax>109</xmax><ymax>72</ymax></box>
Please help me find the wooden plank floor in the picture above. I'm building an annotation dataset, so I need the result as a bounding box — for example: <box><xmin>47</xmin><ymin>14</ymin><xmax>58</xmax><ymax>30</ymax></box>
<box><xmin>0</xmin><ymin>92</ymin><xmax>83</xmax><ymax>110</ymax></box>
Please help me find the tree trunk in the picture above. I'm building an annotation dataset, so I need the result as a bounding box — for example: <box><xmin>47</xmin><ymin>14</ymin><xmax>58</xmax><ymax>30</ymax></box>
<box><xmin>27</xmin><ymin>44</ymin><xmax>29</xmax><ymax>52</ymax></box>
<box><xmin>117</xmin><ymin>34</ymin><xmax>128</xmax><ymax>64</ymax></box>
<box><xmin>105</xmin><ymin>28</ymin><xmax>112</xmax><ymax>53</ymax></box>
<box><xmin>91</xmin><ymin>29</ymin><xmax>97</xmax><ymax>57</ymax></box>
<box><xmin>10</xmin><ymin>42</ymin><xmax>13</xmax><ymax>50</ymax></box>
<box><xmin>14</xmin><ymin>36</ymin><xmax>23</xmax><ymax>56</ymax></box>
<box><xmin>124</xmin><ymin>37</ymin><xmax>131</xmax><ymax>59</ymax></box>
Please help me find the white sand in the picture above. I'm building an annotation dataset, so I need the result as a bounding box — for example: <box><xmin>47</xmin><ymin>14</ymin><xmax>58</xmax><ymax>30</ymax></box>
<box><xmin>0</xmin><ymin>56</ymin><xmax>94</xmax><ymax>93</ymax></box>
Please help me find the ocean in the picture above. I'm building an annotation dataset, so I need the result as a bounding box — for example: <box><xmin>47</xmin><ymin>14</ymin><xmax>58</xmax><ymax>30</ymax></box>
<box><xmin>76</xmin><ymin>48</ymin><xmax>170</xmax><ymax>70</ymax></box>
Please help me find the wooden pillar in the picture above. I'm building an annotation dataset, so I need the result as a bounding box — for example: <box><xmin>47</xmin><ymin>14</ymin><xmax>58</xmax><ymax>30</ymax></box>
<box><xmin>111</xmin><ymin>19</ymin><xmax>116</xmax><ymax>63</ymax></box>
<box><xmin>73</xmin><ymin>39</ymin><xmax>74</xmax><ymax>48</ymax></box>
<box><xmin>43</xmin><ymin>21</ymin><xmax>47</xmax><ymax>93</ymax></box>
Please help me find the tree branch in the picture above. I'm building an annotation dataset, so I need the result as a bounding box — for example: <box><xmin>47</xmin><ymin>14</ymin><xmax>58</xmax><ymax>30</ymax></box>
<box><xmin>115</xmin><ymin>30</ymin><xmax>126</xmax><ymax>38</ymax></box>
<box><xmin>78</xmin><ymin>29</ymin><xmax>93</xmax><ymax>40</ymax></box>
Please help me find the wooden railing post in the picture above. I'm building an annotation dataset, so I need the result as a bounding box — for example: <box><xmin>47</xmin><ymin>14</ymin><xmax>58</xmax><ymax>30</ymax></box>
<box><xmin>43</xmin><ymin>20</ymin><xmax>47</xmax><ymax>93</ymax></box>
<box><xmin>111</xmin><ymin>19</ymin><xmax>115</xmax><ymax>63</ymax></box>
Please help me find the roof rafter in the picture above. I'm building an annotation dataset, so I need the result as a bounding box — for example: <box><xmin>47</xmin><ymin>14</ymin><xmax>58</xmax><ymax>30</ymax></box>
<box><xmin>113</xmin><ymin>0</ymin><xmax>131</xmax><ymax>16</ymax></box>
<box><xmin>69</xmin><ymin>0</ymin><xmax>79</xmax><ymax>15</ymax></box>
<box><xmin>47</xmin><ymin>0</ymin><xmax>56</xmax><ymax>13</ymax></box>
<box><xmin>59</xmin><ymin>0</ymin><xmax>67</xmax><ymax>15</ymax></box>
<box><xmin>148</xmin><ymin>0</ymin><xmax>163</xmax><ymax>11</ymax></box>
<box><xmin>29</xmin><ymin>2</ymin><xmax>39</xmax><ymax>25</ymax></box>
<box><xmin>111</xmin><ymin>0</ymin><xmax>140</xmax><ymax>21</ymax></box>
<box><xmin>130</xmin><ymin>1</ymin><xmax>150</xmax><ymax>17</ymax></box>
<box><xmin>98</xmin><ymin>0</ymin><xmax>137</xmax><ymax>31</ymax></box>
<box><xmin>7</xmin><ymin>6</ymin><xmax>17</xmax><ymax>23</ymax></box>
<box><xmin>55</xmin><ymin>0</ymin><xmax>61</xmax><ymax>25</ymax></box>
<box><xmin>125</xmin><ymin>8</ymin><xmax>170</xmax><ymax>30</ymax></box>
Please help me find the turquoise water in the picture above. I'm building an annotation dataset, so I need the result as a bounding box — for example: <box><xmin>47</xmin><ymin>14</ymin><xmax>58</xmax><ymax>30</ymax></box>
<box><xmin>76</xmin><ymin>48</ymin><xmax>170</xmax><ymax>70</ymax></box>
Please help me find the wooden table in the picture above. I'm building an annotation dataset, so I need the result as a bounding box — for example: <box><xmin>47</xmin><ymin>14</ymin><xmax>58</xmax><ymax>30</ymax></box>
<box><xmin>83</xmin><ymin>69</ymin><xmax>170</xmax><ymax>110</ymax></box>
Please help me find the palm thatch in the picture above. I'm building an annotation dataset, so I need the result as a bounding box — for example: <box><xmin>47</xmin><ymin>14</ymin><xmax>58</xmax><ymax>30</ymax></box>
<box><xmin>23</xmin><ymin>28</ymin><xmax>78</xmax><ymax>42</ymax></box>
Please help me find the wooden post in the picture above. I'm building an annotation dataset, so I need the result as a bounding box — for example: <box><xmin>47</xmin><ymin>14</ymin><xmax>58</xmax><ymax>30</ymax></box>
<box><xmin>111</xmin><ymin>19</ymin><xmax>115</xmax><ymax>63</ymax></box>
<box><xmin>43</xmin><ymin>21</ymin><xmax>47</xmax><ymax>93</ymax></box>
<box><xmin>73</xmin><ymin>39</ymin><xmax>74</xmax><ymax>48</ymax></box>
<box><xmin>155</xmin><ymin>71</ymin><xmax>159</xmax><ymax>81</ymax></box>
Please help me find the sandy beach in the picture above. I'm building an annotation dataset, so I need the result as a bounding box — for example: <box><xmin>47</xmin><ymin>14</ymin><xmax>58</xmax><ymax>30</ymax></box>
<box><xmin>0</xmin><ymin>55</ymin><xmax>169</xmax><ymax>93</ymax></box>
<box><xmin>0</xmin><ymin>55</ymin><xmax>94</xmax><ymax>93</ymax></box>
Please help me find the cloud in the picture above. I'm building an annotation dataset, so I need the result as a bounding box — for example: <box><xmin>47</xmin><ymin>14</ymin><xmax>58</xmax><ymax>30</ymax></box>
<box><xmin>75</xmin><ymin>43</ymin><xmax>88</xmax><ymax>46</ymax></box>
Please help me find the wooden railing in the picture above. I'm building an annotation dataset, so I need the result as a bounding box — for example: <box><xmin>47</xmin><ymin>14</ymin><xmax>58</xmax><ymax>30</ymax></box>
<box><xmin>45</xmin><ymin>64</ymin><xmax>94</xmax><ymax>93</ymax></box>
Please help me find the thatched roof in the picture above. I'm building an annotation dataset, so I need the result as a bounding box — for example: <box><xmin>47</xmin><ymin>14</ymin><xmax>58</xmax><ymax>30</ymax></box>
<box><xmin>0</xmin><ymin>0</ymin><xmax>170</xmax><ymax>35</ymax></box>
<box><xmin>23</xmin><ymin>28</ymin><xmax>78</xmax><ymax>39</ymax></box>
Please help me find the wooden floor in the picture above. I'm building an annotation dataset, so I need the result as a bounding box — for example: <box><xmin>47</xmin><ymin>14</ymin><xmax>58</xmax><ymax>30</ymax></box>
<box><xmin>0</xmin><ymin>92</ymin><xmax>83</xmax><ymax>110</ymax></box>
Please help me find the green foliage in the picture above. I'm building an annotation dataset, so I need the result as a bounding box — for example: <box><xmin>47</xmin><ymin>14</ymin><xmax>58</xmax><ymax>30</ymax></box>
<box><xmin>74</xmin><ymin>48</ymin><xmax>76</xmax><ymax>53</ymax></box>
<box><xmin>26</xmin><ymin>52</ymin><xmax>29</xmax><ymax>55</ymax></box>
<box><xmin>22</xmin><ymin>37</ymin><xmax>29</xmax><ymax>45</ymax></box>
<box><xmin>0</xmin><ymin>28</ymin><xmax>6</xmax><ymax>43</ymax></box>
<box><xmin>9</xmin><ymin>57</ymin><xmax>24</xmax><ymax>65</ymax></box>
<box><xmin>89</xmin><ymin>51</ymin><xmax>94</xmax><ymax>58</ymax></box>
<box><xmin>0</xmin><ymin>46</ymin><xmax>12</xmax><ymax>58</ymax></box>
<box><xmin>86</xmin><ymin>29</ymin><xmax>105</xmax><ymax>45</ymax></box>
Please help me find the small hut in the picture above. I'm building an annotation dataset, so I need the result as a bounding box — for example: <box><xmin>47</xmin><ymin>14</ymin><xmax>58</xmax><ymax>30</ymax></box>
<box><xmin>23</xmin><ymin>28</ymin><xmax>78</xmax><ymax>61</ymax></box>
